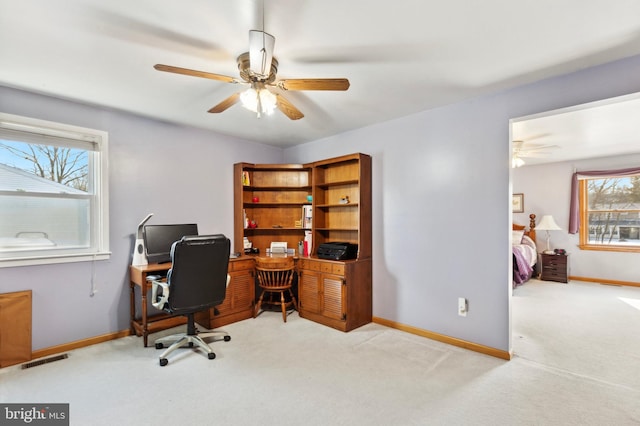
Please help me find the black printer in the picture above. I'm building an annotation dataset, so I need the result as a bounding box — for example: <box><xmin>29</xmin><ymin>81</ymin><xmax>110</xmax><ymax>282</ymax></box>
<box><xmin>317</xmin><ymin>242</ymin><xmax>358</xmax><ymax>260</ymax></box>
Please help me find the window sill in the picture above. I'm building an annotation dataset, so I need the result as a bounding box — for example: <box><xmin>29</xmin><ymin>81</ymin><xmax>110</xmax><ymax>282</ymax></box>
<box><xmin>578</xmin><ymin>244</ymin><xmax>640</xmax><ymax>253</ymax></box>
<box><xmin>0</xmin><ymin>252</ymin><xmax>111</xmax><ymax>268</ymax></box>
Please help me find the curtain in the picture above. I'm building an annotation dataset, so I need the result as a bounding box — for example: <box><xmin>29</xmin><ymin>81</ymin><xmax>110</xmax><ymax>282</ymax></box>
<box><xmin>569</xmin><ymin>167</ymin><xmax>640</xmax><ymax>234</ymax></box>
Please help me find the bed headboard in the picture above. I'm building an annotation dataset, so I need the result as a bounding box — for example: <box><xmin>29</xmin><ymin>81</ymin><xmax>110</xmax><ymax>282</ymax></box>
<box><xmin>513</xmin><ymin>213</ymin><xmax>536</xmax><ymax>244</ymax></box>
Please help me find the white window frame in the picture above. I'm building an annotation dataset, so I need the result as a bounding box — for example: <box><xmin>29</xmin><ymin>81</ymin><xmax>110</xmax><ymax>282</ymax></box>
<box><xmin>0</xmin><ymin>112</ymin><xmax>110</xmax><ymax>267</ymax></box>
<box><xmin>579</xmin><ymin>176</ymin><xmax>640</xmax><ymax>253</ymax></box>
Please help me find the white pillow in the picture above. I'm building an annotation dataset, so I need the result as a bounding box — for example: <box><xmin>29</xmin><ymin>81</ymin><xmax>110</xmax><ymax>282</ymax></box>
<box><xmin>521</xmin><ymin>235</ymin><xmax>536</xmax><ymax>250</ymax></box>
<box><xmin>512</xmin><ymin>230</ymin><xmax>525</xmax><ymax>245</ymax></box>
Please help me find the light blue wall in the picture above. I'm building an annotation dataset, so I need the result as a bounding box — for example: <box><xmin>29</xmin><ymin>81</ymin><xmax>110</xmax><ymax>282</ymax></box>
<box><xmin>285</xmin><ymin>54</ymin><xmax>640</xmax><ymax>351</ymax></box>
<box><xmin>2</xmin><ymin>54</ymin><xmax>640</xmax><ymax>353</ymax></box>
<box><xmin>0</xmin><ymin>86</ymin><xmax>283</xmax><ymax>350</ymax></box>
<box><xmin>514</xmin><ymin>153</ymin><xmax>640</xmax><ymax>283</ymax></box>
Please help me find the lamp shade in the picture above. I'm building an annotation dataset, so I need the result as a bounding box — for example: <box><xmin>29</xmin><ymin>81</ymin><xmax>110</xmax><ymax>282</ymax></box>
<box><xmin>240</xmin><ymin>85</ymin><xmax>277</xmax><ymax>118</ymax></box>
<box><xmin>536</xmin><ymin>215</ymin><xmax>562</xmax><ymax>231</ymax></box>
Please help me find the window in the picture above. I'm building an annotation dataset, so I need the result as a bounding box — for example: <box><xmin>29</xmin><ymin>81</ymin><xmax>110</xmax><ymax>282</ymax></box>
<box><xmin>579</xmin><ymin>174</ymin><xmax>640</xmax><ymax>252</ymax></box>
<box><xmin>0</xmin><ymin>113</ymin><xmax>109</xmax><ymax>267</ymax></box>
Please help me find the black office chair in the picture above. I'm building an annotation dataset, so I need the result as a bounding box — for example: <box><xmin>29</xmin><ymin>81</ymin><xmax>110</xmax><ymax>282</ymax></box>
<box><xmin>149</xmin><ymin>234</ymin><xmax>232</xmax><ymax>366</ymax></box>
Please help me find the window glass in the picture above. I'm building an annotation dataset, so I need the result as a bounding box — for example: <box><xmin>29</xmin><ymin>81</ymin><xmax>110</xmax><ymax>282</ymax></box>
<box><xmin>0</xmin><ymin>113</ymin><xmax>109</xmax><ymax>266</ymax></box>
<box><xmin>580</xmin><ymin>175</ymin><xmax>640</xmax><ymax>251</ymax></box>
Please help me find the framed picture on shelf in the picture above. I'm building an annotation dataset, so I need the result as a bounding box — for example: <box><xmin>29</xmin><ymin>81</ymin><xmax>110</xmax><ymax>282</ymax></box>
<box><xmin>512</xmin><ymin>193</ymin><xmax>524</xmax><ymax>213</ymax></box>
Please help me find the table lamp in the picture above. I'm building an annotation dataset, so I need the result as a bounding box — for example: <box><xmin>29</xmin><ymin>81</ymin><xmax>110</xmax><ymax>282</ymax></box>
<box><xmin>536</xmin><ymin>215</ymin><xmax>562</xmax><ymax>254</ymax></box>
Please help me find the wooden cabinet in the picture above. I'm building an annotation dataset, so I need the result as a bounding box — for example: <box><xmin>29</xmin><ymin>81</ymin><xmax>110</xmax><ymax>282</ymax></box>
<box><xmin>195</xmin><ymin>258</ymin><xmax>255</xmax><ymax>329</ymax></box>
<box><xmin>540</xmin><ymin>253</ymin><xmax>569</xmax><ymax>283</ymax></box>
<box><xmin>0</xmin><ymin>290</ymin><xmax>32</xmax><ymax>367</ymax></box>
<box><xmin>234</xmin><ymin>153</ymin><xmax>372</xmax><ymax>332</ymax></box>
<box><xmin>298</xmin><ymin>258</ymin><xmax>372</xmax><ymax>332</ymax></box>
<box><xmin>234</xmin><ymin>163</ymin><xmax>312</xmax><ymax>254</ymax></box>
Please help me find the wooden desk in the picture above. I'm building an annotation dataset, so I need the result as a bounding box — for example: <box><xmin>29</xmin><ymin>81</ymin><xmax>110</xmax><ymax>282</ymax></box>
<box><xmin>129</xmin><ymin>257</ymin><xmax>255</xmax><ymax>347</ymax></box>
<box><xmin>130</xmin><ymin>253</ymin><xmax>372</xmax><ymax>344</ymax></box>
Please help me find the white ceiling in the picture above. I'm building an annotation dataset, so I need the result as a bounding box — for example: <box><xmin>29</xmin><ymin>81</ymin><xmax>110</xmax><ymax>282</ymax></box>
<box><xmin>512</xmin><ymin>92</ymin><xmax>640</xmax><ymax>166</ymax></box>
<box><xmin>2</xmin><ymin>0</ymin><xmax>640</xmax><ymax>151</ymax></box>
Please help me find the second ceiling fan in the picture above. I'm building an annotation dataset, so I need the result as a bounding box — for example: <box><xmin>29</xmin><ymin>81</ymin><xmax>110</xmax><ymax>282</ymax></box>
<box><xmin>154</xmin><ymin>29</ymin><xmax>350</xmax><ymax>120</ymax></box>
<box><xmin>512</xmin><ymin>139</ymin><xmax>559</xmax><ymax>167</ymax></box>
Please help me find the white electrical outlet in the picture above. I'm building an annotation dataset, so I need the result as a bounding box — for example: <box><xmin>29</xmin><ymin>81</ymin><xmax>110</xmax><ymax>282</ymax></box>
<box><xmin>458</xmin><ymin>297</ymin><xmax>468</xmax><ymax>317</ymax></box>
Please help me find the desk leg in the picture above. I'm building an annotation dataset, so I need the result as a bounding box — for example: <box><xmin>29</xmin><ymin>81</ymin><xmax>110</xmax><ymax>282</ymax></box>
<box><xmin>141</xmin><ymin>281</ymin><xmax>148</xmax><ymax>347</ymax></box>
<box><xmin>129</xmin><ymin>281</ymin><xmax>135</xmax><ymax>335</ymax></box>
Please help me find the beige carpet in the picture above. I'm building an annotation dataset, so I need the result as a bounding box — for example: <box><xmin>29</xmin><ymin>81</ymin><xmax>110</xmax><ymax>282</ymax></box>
<box><xmin>513</xmin><ymin>278</ymin><xmax>640</xmax><ymax>391</ymax></box>
<box><xmin>1</xmin><ymin>280</ymin><xmax>639</xmax><ymax>425</ymax></box>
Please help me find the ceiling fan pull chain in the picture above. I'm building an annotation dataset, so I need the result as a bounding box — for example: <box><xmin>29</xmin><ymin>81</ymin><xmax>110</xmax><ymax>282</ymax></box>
<box><xmin>256</xmin><ymin>88</ymin><xmax>263</xmax><ymax>119</ymax></box>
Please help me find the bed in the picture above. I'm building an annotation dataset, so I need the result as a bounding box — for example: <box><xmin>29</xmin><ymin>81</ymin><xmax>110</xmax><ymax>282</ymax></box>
<box><xmin>513</xmin><ymin>214</ymin><xmax>537</xmax><ymax>287</ymax></box>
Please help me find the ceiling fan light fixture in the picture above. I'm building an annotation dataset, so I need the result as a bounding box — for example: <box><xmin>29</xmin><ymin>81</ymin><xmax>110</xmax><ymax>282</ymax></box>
<box><xmin>249</xmin><ymin>30</ymin><xmax>275</xmax><ymax>78</ymax></box>
<box><xmin>512</xmin><ymin>156</ymin><xmax>525</xmax><ymax>168</ymax></box>
<box><xmin>240</xmin><ymin>86</ymin><xmax>277</xmax><ymax>118</ymax></box>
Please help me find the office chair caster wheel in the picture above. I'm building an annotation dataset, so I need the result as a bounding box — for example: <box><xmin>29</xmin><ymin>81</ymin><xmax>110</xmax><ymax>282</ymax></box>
<box><xmin>155</xmin><ymin>343</ymin><xmax>164</xmax><ymax>349</ymax></box>
<box><xmin>224</xmin><ymin>336</ymin><xmax>231</xmax><ymax>342</ymax></box>
<box><xmin>159</xmin><ymin>358</ymin><xmax>168</xmax><ymax>367</ymax></box>
<box><xmin>208</xmin><ymin>352</ymin><xmax>216</xmax><ymax>360</ymax></box>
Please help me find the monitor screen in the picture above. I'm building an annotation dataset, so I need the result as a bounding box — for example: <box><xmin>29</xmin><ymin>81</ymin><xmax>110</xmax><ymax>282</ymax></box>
<box><xmin>143</xmin><ymin>223</ymin><xmax>198</xmax><ymax>264</ymax></box>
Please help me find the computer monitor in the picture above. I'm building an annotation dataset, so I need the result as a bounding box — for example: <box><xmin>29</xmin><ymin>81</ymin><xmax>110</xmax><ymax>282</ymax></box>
<box><xmin>143</xmin><ymin>223</ymin><xmax>198</xmax><ymax>264</ymax></box>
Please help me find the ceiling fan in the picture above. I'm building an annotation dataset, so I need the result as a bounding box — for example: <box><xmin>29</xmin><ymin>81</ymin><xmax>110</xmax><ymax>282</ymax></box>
<box><xmin>154</xmin><ymin>30</ymin><xmax>350</xmax><ymax>120</ymax></box>
<box><xmin>512</xmin><ymin>140</ymin><xmax>559</xmax><ymax>167</ymax></box>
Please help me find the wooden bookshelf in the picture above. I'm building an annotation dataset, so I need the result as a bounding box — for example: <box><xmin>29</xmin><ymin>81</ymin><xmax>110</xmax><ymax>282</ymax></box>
<box><xmin>233</xmin><ymin>153</ymin><xmax>372</xmax><ymax>332</ymax></box>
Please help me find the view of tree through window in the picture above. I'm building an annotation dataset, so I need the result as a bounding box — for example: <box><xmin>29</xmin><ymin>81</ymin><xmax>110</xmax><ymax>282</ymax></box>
<box><xmin>583</xmin><ymin>175</ymin><xmax>640</xmax><ymax>247</ymax></box>
<box><xmin>0</xmin><ymin>141</ymin><xmax>88</xmax><ymax>191</ymax></box>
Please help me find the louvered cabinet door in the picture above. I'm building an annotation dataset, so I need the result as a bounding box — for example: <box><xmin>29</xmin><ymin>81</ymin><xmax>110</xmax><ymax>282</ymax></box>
<box><xmin>321</xmin><ymin>274</ymin><xmax>346</xmax><ymax>321</ymax></box>
<box><xmin>299</xmin><ymin>269</ymin><xmax>321</xmax><ymax>314</ymax></box>
<box><xmin>298</xmin><ymin>265</ymin><xmax>347</xmax><ymax>330</ymax></box>
<box><xmin>195</xmin><ymin>258</ymin><xmax>255</xmax><ymax>329</ymax></box>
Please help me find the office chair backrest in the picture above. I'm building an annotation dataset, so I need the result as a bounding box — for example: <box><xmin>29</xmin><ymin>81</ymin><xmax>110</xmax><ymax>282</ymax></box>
<box><xmin>165</xmin><ymin>234</ymin><xmax>230</xmax><ymax>314</ymax></box>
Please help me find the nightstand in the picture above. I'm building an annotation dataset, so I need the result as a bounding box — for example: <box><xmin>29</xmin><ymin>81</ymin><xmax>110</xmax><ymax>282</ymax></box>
<box><xmin>539</xmin><ymin>253</ymin><xmax>569</xmax><ymax>283</ymax></box>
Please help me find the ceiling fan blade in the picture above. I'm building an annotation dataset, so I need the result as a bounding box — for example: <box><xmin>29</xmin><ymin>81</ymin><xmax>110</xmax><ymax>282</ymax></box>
<box><xmin>277</xmin><ymin>78</ymin><xmax>350</xmax><ymax>91</ymax></box>
<box><xmin>518</xmin><ymin>144</ymin><xmax>559</xmax><ymax>152</ymax></box>
<box><xmin>208</xmin><ymin>93</ymin><xmax>241</xmax><ymax>113</ymax></box>
<box><xmin>276</xmin><ymin>95</ymin><xmax>304</xmax><ymax>120</ymax></box>
<box><xmin>519</xmin><ymin>151</ymin><xmax>552</xmax><ymax>158</ymax></box>
<box><xmin>154</xmin><ymin>64</ymin><xmax>238</xmax><ymax>84</ymax></box>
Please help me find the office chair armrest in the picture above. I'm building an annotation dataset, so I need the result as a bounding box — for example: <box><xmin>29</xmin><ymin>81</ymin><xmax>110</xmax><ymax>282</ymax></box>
<box><xmin>148</xmin><ymin>275</ymin><xmax>227</xmax><ymax>310</ymax></box>
<box><xmin>151</xmin><ymin>280</ymin><xmax>170</xmax><ymax>310</ymax></box>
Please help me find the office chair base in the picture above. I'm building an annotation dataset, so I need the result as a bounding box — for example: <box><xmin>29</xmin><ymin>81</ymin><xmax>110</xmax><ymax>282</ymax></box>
<box><xmin>155</xmin><ymin>330</ymin><xmax>230</xmax><ymax>366</ymax></box>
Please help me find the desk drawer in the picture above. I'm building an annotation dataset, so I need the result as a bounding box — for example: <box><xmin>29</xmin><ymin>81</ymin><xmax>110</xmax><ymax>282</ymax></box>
<box><xmin>299</xmin><ymin>259</ymin><xmax>345</xmax><ymax>276</ymax></box>
<box><xmin>229</xmin><ymin>258</ymin><xmax>254</xmax><ymax>271</ymax></box>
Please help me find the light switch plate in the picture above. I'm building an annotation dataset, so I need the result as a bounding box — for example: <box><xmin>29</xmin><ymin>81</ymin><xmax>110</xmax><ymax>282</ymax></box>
<box><xmin>458</xmin><ymin>297</ymin><xmax>468</xmax><ymax>317</ymax></box>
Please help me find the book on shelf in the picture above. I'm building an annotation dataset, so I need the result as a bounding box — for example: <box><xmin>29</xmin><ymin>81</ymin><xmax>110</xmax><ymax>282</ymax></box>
<box><xmin>304</xmin><ymin>230</ymin><xmax>312</xmax><ymax>257</ymax></box>
<box><xmin>302</xmin><ymin>205</ymin><xmax>312</xmax><ymax>229</ymax></box>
